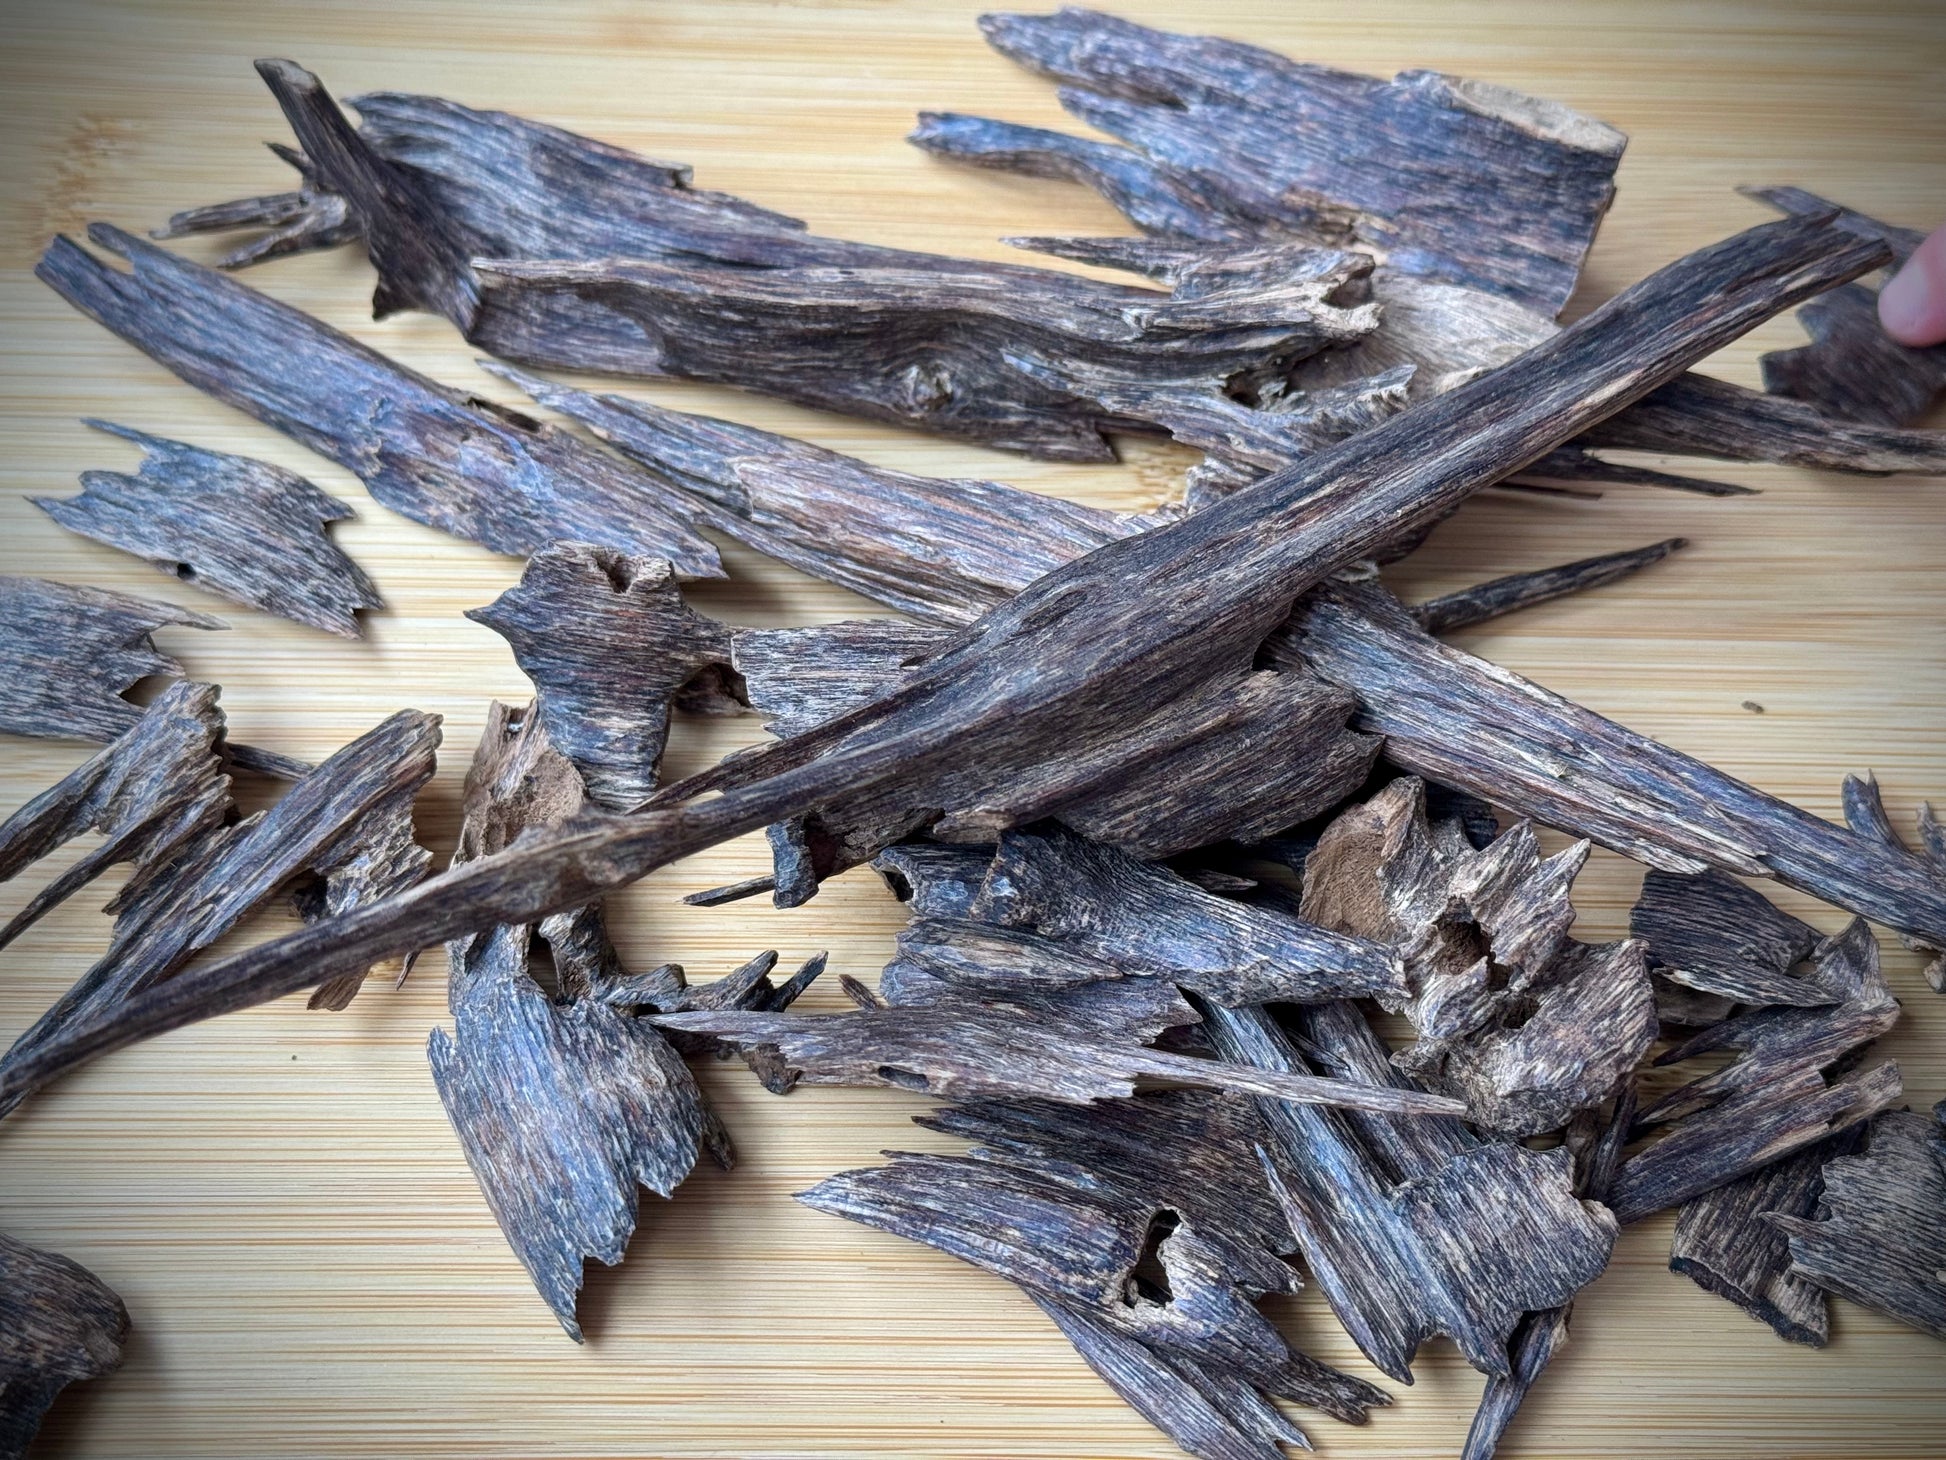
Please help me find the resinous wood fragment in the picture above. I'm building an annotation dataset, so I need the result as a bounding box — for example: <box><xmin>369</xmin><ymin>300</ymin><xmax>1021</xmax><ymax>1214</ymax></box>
<box><xmin>1203</xmin><ymin>1000</ymin><xmax>1616</xmax><ymax>1382</ymax></box>
<box><xmin>0</xmin><ymin>681</ymin><xmax>231</xmax><ymax>955</ymax></box>
<box><xmin>153</xmin><ymin>140</ymin><xmax>359</xmax><ymax>268</ymax></box>
<box><xmin>1669</xmin><ymin>1127</ymin><xmax>1863</xmax><ymax>1347</ymax></box>
<box><xmin>429</xmin><ymin>703</ymin><xmax>724</xmax><ymax>1340</ymax></box>
<box><xmin>1297</xmin><ymin>777</ymin><xmax>1653</xmax><ymax>1134</ymax></box>
<box><xmin>1</xmin><ymin>213</ymin><xmax>1892</xmax><ymax>1105</ymax></box>
<box><xmin>468</xmin><ymin>542</ymin><xmax>735</xmax><ymax>809</ymax></box>
<box><xmin>655</xmin><ymin>994</ymin><xmax>1465</xmax><ymax>1115</ymax></box>
<box><xmin>917</xmin><ymin>7</ymin><xmax>1625</xmax><ymax>313</ymax></box>
<box><xmin>0</xmin><ymin>574</ymin><xmax>224</xmax><ymax>744</ymax></box>
<box><xmin>34</xmin><ymin>226</ymin><xmax>723</xmax><ymax>577</ymax></box>
<box><xmin>1838</xmin><ymin>770</ymin><xmax>1946</xmax><ymax>992</ymax></box>
<box><xmin>34</xmin><ymin>420</ymin><xmax>382</xmax><ymax>637</ymax></box>
<box><xmin>0</xmin><ymin>1232</ymin><xmax>128</xmax><ymax>1460</ymax></box>
<box><xmin>1287</xmin><ymin>579</ymin><xmax>1946</xmax><ymax>953</ymax></box>
<box><xmin>1772</xmin><ymin>1106</ymin><xmax>1946</xmax><ymax>1340</ymax></box>
<box><xmin>1630</xmin><ymin>867</ymin><xmax>1826</xmax><ymax>1021</ymax></box>
<box><xmin>0</xmin><ymin>706</ymin><xmax>439</xmax><ymax>1116</ymax></box>
<box><xmin>969</xmin><ymin>825</ymin><xmax>1406</xmax><ymax>1007</ymax></box>
<box><xmin>1744</xmin><ymin>186</ymin><xmax>1946</xmax><ymax>427</ymax></box>
<box><xmin>1412</xmin><ymin>538</ymin><xmax>1686</xmax><ymax>637</ymax></box>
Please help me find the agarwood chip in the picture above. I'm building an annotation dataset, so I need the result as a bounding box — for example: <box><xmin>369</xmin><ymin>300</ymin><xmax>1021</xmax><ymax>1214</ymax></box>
<box><xmin>0</xmin><ymin>574</ymin><xmax>224</xmax><ymax>744</ymax></box>
<box><xmin>429</xmin><ymin>703</ymin><xmax>725</xmax><ymax>1340</ymax></box>
<box><xmin>1631</xmin><ymin>867</ymin><xmax>1824</xmax><ymax>1016</ymax></box>
<box><xmin>1204</xmin><ymin>1000</ymin><xmax>1615</xmax><ymax>1381</ymax></box>
<box><xmin>0</xmin><ymin>680</ymin><xmax>231</xmax><ymax>956</ymax></box>
<box><xmin>1413</xmin><ymin>538</ymin><xmax>1687</xmax><ymax>637</ymax></box>
<box><xmin>35</xmin><ymin>225</ymin><xmax>723</xmax><ymax>577</ymax></box>
<box><xmin>34</xmin><ymin>420</ymin><xmax>382</xmax><ymax>637</ymax></box>
<box><xmin>469</xmin><ymin>542</ymin><xmax>734</xmax><ymax>809</ymax></box>
<box><xmin>0</xmin><ymin>1232</ymin><xmax>129</xmax><ymax>1459</ymax></box>
<box><xmin>1771</xmin><ymin>1105</ymin><xmax>1946</xmax><ymax>1340</ymax></box>
<box><xmin>918</xmin><ymin>6</ymin><xmax>1623</xmax><ymax>313</ymax></box>
<box><xmin>1669</xmin><ymin>1127</ymin><xmax>1864</xmax><ymax>1347</ymax></box>
<box><xmin>0</xmin><ymin>706</ymin><xmax>439</xmax><ymax>1116</ymax></box>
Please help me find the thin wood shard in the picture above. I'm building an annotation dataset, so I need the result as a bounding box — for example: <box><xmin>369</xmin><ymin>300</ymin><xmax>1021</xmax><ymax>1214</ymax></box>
<box><xmin>801</xmin><ymin>1091</ymin><xmax>1388</xmax><ymax>1454</ymax></box>
<box><xmin>429</xmin><ymin>703</ymin><xmax>724</xmax><ymax>1341</ymax></box>
<box><xmin>1204</xmin><ymin>1000</ymin><xmax>1616</xmax><ymax>1382</ymax></box>
<box><xmin>1288</xmin><ymin>580</ymin><xmax>1946</xmax><ymax>953</ymax></box>
<box><xmin>1838</xmin><ymin>770</ymin><xmax>1946</xmax><ymax>992</ymax></box>
<box><xmin>1608</xmin><ymin>921</ymin><xmax>1902</xmax><ymax>1225</ymax></box>
<box><xmin>0</xmin><ymin>1232</ymin><xmax>129</xmax><ymax>1460</ymax></box>
<box><xmin>0</xmin><ymin>214</ymin><xmax>1894</xmax><ymax>1106</ymax></box>
<box><xmin>34</xmin><ymin>420</ymin><xmax>382</xmax><ymax>637</ymax></box>
<box><xmin>0</xmin><ymin>681</ymin><xmax>231</xmax><ymax>956</ymax></box>
<box><xmin>1744</xmin><ymin>186</ymin><xmax>1946</xmax><ymax>427</ymax></box>
<box><xmin>468</xmin><ymin>542</ymin><xmax>735</xmax><ymax>809</ymax></box>
<box><xmin>496</xmin><ymin>363</ymin><xmax>1157</xmax><ymax>625</ymax></box>
<box><xmin>1669</xmin><ymin>1127</ymin><xmax>1863</xmax><ymax>1347</ymax></box>
<box><xmin>1298</xmin><ymin>778</ymin><xmax>1651</xmax><ymax>1134</ymax></box>
<box><xmin>1771</xmin><ymin>1105</ymin><xmax>1946</xmax><ymax>1340</ymax></box>
<box><xmin>1631</xmin><ymin>868</ymin><xmax>1825</xmax><ymax>1025</ymax></box>
<box><xmin>1413</xmin><ymin>538</ymin><xmax>1686</xmax><ymax>637</ymax></box>
<box><xmin>34</xmin><ymin>225</ymin><xmax>723</xmax><ymax>576</ymax></box>
<box><xmin>969</xmin><ymin>825</ymin><xmax>1405</xmax><ymax>1007</ymax></box>
<box><xmin>916</xmin><ymin>6</ymin><xmax>1624</xmax><ymax>313</ymax></box>
<box><xmin>0</xmin><ymin>706</ymin><xmax>439</xmax><ymax>1116</ymax></box>
<box><xmin>0</xmin><ymin>574</ymin><xmax>224</xmax><ymax>743</ymax></box>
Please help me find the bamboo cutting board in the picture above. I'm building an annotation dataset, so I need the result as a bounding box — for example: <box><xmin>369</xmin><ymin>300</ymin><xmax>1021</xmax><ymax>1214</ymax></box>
<box><xmin>2</xmin><ymin>2</ymin><xmax>1944</xmax><ymax>1456</ymax></box>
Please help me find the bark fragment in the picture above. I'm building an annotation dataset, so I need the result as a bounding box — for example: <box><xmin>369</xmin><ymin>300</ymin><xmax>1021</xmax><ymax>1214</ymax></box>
<box><xmin>1772</xmin><ymin>1106</ymin><xmax>1946</xmax><ymax>1340</ymax></box>
<box><xmin>0</xmin><ymin>1233</ymin><xmax>128</xmax><ymax>1460</ymax></box>
<box><xmin>0</xmin><ymin>574</ymin><xmax>224</xmax><ymax>744</ymax></box>
<box><xmin>428</xmin><ymin>702</ymin><xmax>723</xmax><ymax>1340</ymax></box>
<box><xmin>468</xmin><ymin>542</ymin><xmax>735</xmax><ymax>809</ymax></box>
<box><xmin>34</xmin><ymin>420</ymin><xmax>382</xmax><ymax>637</ymax></box>
<box><xmin>34</xmin><ymin>226</ymin><xmax>722</xmax><ymax>576</ymax></box>
<box><xmin>918</xmin><ymin>6</ymin><xmax>1624</xmax><ymax>313</ymax></box>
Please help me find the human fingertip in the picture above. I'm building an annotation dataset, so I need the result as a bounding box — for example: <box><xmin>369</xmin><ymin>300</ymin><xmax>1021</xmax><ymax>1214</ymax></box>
<box><xmin>1878</xmin><ymin>225</ymin><xmax>1946</xmax><ymax>347</ymax></box>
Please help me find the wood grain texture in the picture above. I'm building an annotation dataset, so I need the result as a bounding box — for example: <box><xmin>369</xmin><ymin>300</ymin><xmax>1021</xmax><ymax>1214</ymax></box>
<box><xmin>0</xmin><ymin>2</ymin><xmax>1942</xmax><ymax>1457</ymax></box>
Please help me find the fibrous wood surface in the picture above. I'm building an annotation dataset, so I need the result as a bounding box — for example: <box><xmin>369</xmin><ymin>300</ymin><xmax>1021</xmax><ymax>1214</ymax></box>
<box><xmin>428</xmin><ymin>703</ymin><xmax>722</xmax><ymax>1340</ymax></box>
<box><xmin>34</xmin><ymin>420</ymin><xmax>382</xmax><ymax>638</ymax></box>
<box><xmin>0</xmin><ymin>1233</ymin><xmax>128</xmax><ymax>1460</ymax></box>
<box><xmin>0</xmin><ymin>213</ymin><xmax>1906</xmax><ymax>1105</ymax></box>
<box><xmin>35</xmin><ymin>225</ymin><xmax>724</xmax><ymax>576</ymax></box>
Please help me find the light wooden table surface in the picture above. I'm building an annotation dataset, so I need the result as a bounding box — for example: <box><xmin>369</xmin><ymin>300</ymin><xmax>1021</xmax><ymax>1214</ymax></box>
<box><xmin>3</xmin><ymin>2</ymin><xmax>1943</xmax><ymax>1456</ymax></box>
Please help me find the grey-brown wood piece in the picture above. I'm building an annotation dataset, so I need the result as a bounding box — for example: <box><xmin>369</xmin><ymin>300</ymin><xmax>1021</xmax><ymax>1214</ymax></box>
<box><xmin>0</xmin><ymin>1233</ymin><xmax>128</xmax><ymax>1460</ymax></box>
<box><xmin>34</xmin><ymin>420</ymin><xmax>382</xmax><ymax>637</ymax></box>
<box><xmin>35</xmin><ymin>226</ymin><xmax>723</xmax><ymax>577</ymax></box>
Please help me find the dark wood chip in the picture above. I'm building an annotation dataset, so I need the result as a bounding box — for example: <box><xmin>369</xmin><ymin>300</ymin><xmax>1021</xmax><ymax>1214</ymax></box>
<box><xmin>1506</xmin><ymin>448</ymin><xmax>1748</xmax><ymax>498</ymax></box>
<box><xmin>0</xmin><ymin>681</ymin><xmax>231</xmax><ymax>956</ymax></box>
<box><xmin>1</xmin><ymin>214</ymin><xmax>1888</xmax><ymax>1104</ymax></box>
<box><xmin>152</xmin><ymin>140</ymin><xmax>358</xmax><ymax>267</ymax></box>
<box><xmin>1630</xmin><ymin>867</ymin><xmax>1826</xmax><ymax>1020</ymax></box>
<box><xmin>1669</xmin><ymin>1126</ymin><xmax>1864</xmax><ymax>1347</ymax></box>
<box><xmin>468</xmin><ymin>542</ymin><xmax>734</xmax><ymax>809</ymax></box>
<box><xmin>1743</xmin><ymin>186</ymin><xmax>1946</xmax><ymax>427</ymax></box>
<box><xmin>917</xmin><ymin>6</ymin><xmax>1624</xmax><ymax>313</ymax></box>
<box><xmin>35</xmin><ymin>225</ymin><xmax>723</xmax><ymax>577</ymax></box>
<box><xmin>429</xmin><ymin>702</ymin><xmax>724</xmax><ymax>1340</ymax></box>
<box><xmin>1413</xmin><ymin>538</ymin><xmax>1686</xmax><ymax>637</ymax></box>
<box><xmin>872</xmin><ymin>842</ymin><xmax>996</xmax><ymax>919</ymax></box>
<box><xmin>1289</xmin><ymin>579</ymin><xmax>1946</xmax><ymax>955</ymax></box>
<box><xmin>0</xmin><ymin>1232</ymin><xmax>129</xmax><ymax>1460</ymax></box>
<box><xmin>1839</xmin><ymin>769</ymin><xmax>1946</xmax><ymax>992</ymax></box>
<box><xmin>0</xmin><ymin>706</ymin><xmax>439</xmax><ymax>1115</ymax></box>
<box><xmin>1771</xmin><ymin>1105</ymin><xmax>1946</xmax><ymax>1340</ymax></box>
<box><xmin>34</xmin><ymin>420</ymin><xmax>382</xmax><ymax>637</ymax></box>
<box><xmin>656</xmin><ymin>992</ymin><xmax>1465</xmax><ymax>1115</ymax></box>
<box><xmin>969</xmin><ymin>825</ymin><xmax>1406</xmax><ymax>1007</ymax></box>
<box><xmin>1203</xmin><ymin>1000</ymin><xmax>1616</xmax><ymax>1381</ymax></box>
<box><xmin>0</xmin><ymin>574</ymin><xmax>225</xmax><ymax>743</ymax></box>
